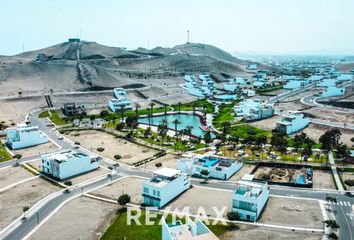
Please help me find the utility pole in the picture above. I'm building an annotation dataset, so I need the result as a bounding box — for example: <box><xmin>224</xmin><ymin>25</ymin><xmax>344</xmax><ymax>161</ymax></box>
<box><xmin>22</xmin><ymin>43</ymin><xmax>25</xmax><ymax>53</ymax></box>
<box><xmin>187</xmin><ymin>30</ymin><xmax>190</xmax><ymax>43</ymax></box>
<box><xmin>36</xmin><ymin>212</ymin><xmax>39</xmax><ymax>224</ymax></box>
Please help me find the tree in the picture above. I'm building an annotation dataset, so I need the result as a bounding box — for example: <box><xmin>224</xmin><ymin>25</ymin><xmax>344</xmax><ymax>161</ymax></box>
<box><xmin>144</xmin><ymin>127</ymin><xmax>151</xmax><ymax>138</ymax></box>
<box><xmin>336</xmin><ymin>143</ymin><xmax>350</xmax><ymax>160</ymax></box>
<box><xmin>64</xmin><ymin>180</ymin><xmax>72</xmax><ymax>186</ymax></box>
<box><xmin>192</xmin><ymin>103</ymin><xmax>197</xmax><ymax>114</ymax></box>
<box><xmin>227</xmin><ymin>211</ymin><xmax>240</xmax><ymax>221</ymax></box>
<box><xmin>114</xmin><ymin>154</ymin><xmax>121</xmax><ymax>161</ymax></box>
<box><xmin>100</xmin><ymin>110</ymin><xmax>109</xmax><ymax>118</ymax></box>
<box><xmin>117</xmin><ymin>194</ymin><xmax>131</xmax><ymax>206</ymax></box>
<box><xmin>97</xmin><ymin>147</ymin><xmax>105</xmax><ymax>152</ymax></box>
<box><xmin>135</xmin><ymin>103</ymin><xmax>141</xmax><ymax>116</ymax></box>
<box><xmin>323</xmin><ymin>220</ymin><xmax>339</xmax><ymax>231</ymax></box>
<box><xmin>184</xmin><ymin>126</ymin><xmax>193</xmax><ymax>138</ymax></box>
<box><xmin>149</xmin><ymin>102</ymin><xmax>155</xmax><ymax>115</ymax></box>
<box><xmin>319</xmin><ymin>129</ymin><xmax>341</xmax><ymax>152</ymax></box>
<box><xmin>294</xmin><ymin>133</ymin><xmax>308</xmax><ymax>152</ymax></box>
<box><xmin>90</xmin><ymin>115</ymin><xmax>96</xmax><ymax>122</ymax></box>
<box><xmin>125</xmin><ymin>116</ymin><xmax>138</xmax><ymax>130</ymax></box>
<box><xmin>270</xmin><ymin>131</ymin><xmax>287</xmax><ymax>154</ymax></box>
<box><xmin>172</xmin><ymin>118</ymin><xmax>181</xmax><ymax>142</ymax></box>
<box><xmin>157</xmin><ymin>119</ymin><xmax>168</xmax><ymax>144</ymax></box>
<box><xmin>229</xmin><ymin>136</ymin><xmax>239</xmax><ymax>149</ymax></box>
<box><xmin>116</xmin><ymin>122</ymin><xmax>125</xmax><ymax>131</ymax></box>
<box><xmin>22</xmin><ymin>206</ymin><xmax>30</xmax><ymax>219</ymax></box>
<box><xmin>120</xmin><ymin>105</ymin><xmax>125</xmax><ymax>121</ymax></box>
<box><xmin>178</xmin><ymin>102</ymin><xmax>182</xmax><ymax>114</ymax></box>
<box><xmin>204</xmin><ymin>131</ymin><xmax>212</xmax><ymax>145</ymax></box>
<box><xmin>221</xmin><ymin>121</ymin><xmax>231</xmax><ymax>134</ymax></box>
<box><xmin>325</xmin><ymin>196</ymin><xmax>337</xmax><ymax>204</ymax></box>
<box><xmin>200</xmin><ymin>169</ymin><xmax>209</xmax><ymax>178</ymax></box>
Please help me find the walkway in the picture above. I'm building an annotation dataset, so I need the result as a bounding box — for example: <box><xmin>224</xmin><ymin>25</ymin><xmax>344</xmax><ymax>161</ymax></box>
<box><xmin>329</xmin><ymin>151</ymin><xmax>345</xmax><ymax>191</ymax></box>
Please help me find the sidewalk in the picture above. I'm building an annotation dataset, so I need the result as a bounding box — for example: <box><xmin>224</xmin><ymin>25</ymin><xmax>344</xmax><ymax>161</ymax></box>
<box><xmin>328</xmin><ymin>151</ymin><xmax>345</xmax><ymax>191</ymax></box>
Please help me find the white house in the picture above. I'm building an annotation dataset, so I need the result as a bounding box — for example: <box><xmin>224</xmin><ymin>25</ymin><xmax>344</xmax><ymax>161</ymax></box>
<box><xmin>232</xmin><ymin>180</ymin><xmax>269</xmax><ymax>221</ymax></box>
<box><xmin>337</xmin><ymin>74</ymin><xmax>353</xmax><ymax>81</ymax></box>
<box><xmin>183</xmin><ymin>74</ymin><xmax>216</xmax><ymax>97</ymax></box>
<box><xmin>113</xmin><ymin>88</ymin><xmax>128</xmax><ymax>98</ymax></box>
<box><xmin>142</xmin><ymin>168</ymin><xmax>190</xmax><ymax>208</ymax></box>
<box><xmin>108</xmin><ymin>88</ymin><xmax>132</xmax><ymax>112</ymax></box>
<box><xmin>283</xmin><ymin>79</ymin><xmax>309</xmax><ymax>90</ymax></box>
<box><xmin>247</xmin><ymin>64</ymin><xmax>258</xmax><ymax>70</ymax></box>
<box><xmin>6</xmin><ymin>125</ymin><xmax>48</xmax><ymax>150</ymax></box>
<box><xmin>317</xmin><ymin>79</ymin><xmax>337</xmax><ymax>87</ymax></box>
<box><xmin>308</xmin><ymin>75</ymin><xmax>324</xmax><ymax>82</ymax></box>
<box><xmin>234</xmin><ymin>99</ymin><xmax>274</xmax><ymax>120</ymax></box>
<box><xmin>276</xmin><ymin>111</ymin><xmax>309</xmax><ymax>134</ymax></box>
<box><xmin>320</xmin><ymin>86</ymin><xmax>345</xmax><ymax>98</ymax></box>
<box><xmin>40</xmin><ymin>150</ymin><xmax>101</xmax><ymax>180</ymax></box>
<box><xmin>177</xmin><ymin>155</ymin><xmax>242</xmax><ymax>180</ymax></box>
<box><xmin>162</xmin><ymin>217</ymin><xmax>219</xmax><ymax>240</ymax></box>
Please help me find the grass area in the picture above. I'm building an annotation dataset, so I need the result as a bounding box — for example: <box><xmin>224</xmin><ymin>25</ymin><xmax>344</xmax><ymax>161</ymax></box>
<box><xmin>228</xmin><ymin>124</ymin><xmax>272</xmax><ymax>139</ymax></box>
<box><xmin>171</xmin><ymin>98</ymin><xmax>215</xmax><ymax>113</ymax></box>
<box><xmin>287</xmin><ymin>138</ymin><xmax>322</xmax><ymax>149</ymax></box>
<box><xmin>49</xmin><ymin>110</ymin><xmax>67</xmax><ymax>125</ymax></box>
<box><xmin>256</xmin><ymin>85</ymin><xmax>283</xmax><ymax>94</ymax></box>
<box><xmin>38</xmin><ymin>110</ymin><xmax>50</xmax><ymax>118</ymax></box>
<box><xmin>212</xmin><ymin>103</ymin><xmax>235</xmax><ymax>129</ymax></box>
<box><xmin>0</xmin><ymin>144</ymin><xmax>12</xmax><ymax>162</ymax></box>
<box><xmin>101</xmin><ymin>209</ymin><xmax>233</xmax><ymax>240</ymax></box>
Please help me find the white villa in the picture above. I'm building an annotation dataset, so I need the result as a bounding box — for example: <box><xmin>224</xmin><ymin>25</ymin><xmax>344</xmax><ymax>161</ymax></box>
<box><xmin>337</xmin><ymin>74</ymin><xmax>353</xmax><ymax>81</ymax></box>
<box><xmin>40</xmin><ymin>150</ymin><xmax>101</xmax><ymax>180</ymax></box>
<box><xmin>183</xmin><ymin>74</ymin><xmax>216</xmax><ymax>97</ymax></box>
<box><xmin>162</xmin><ymin>217</ymin><xmax>219</xmax><ymax>240</ymax></box>
<box><xmin>276</xmin><ymin>111</ymin><xmax>309</xmax><ymax>134</ymax></box>
<box><xmin>283</xmin><ymin>79</ymin><xmax>309</xmax><ymax>90</ymax></box>
<box><xmin>320</xmin><ymin>86</ymin><xmax>345</xmax><ymax>98</ymax></box>
<box><xmin>108</xmin><ymin>88</ymin><xmax>132</xmax><ymax>112</ymax></box>
<box><xmin>247</xmin><ymin>64</ymin><xmax>258</xmax><ymax>70</ymax></box>
<box><xmin>234</xmin><ymin>99</ymin><xmax>274</xmax><ymax>120</ymax></box>
<box><xmin>142</xmin><ymin>168</ymin><xmax>190</xmax><ymax>208</ymax></box>
<box><xmin>177</xmin><ymin>155</ymin><xmax>242</xmax><ymax>180</ymax></box>
<box><xmin>232</xmin><ymin>180</ymin><xmax>269</xmax><ymax>221</ymax></box>
<box><xmin>317</xmin><ymin>79</ymin><xmax>338</xmax><ymax>87</ymax></box>
<box><xmin>6</xmin><ymin>125</ymin><xmax>48</xmax><ymax>150</ymax></box>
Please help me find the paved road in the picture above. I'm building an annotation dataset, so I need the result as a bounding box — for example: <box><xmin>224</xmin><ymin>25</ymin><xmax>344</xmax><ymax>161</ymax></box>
<box><xmin>1</xmin><ymin>110</ymin><xmax>354</xmax><ymax>239</ymax></box>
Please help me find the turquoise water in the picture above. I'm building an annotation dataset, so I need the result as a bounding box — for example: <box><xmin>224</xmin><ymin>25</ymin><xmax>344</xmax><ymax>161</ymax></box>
<box><xmin>138</xmin><ymin>113</ymin><xmax>215</xmax><ymax>138</ymax></box>
<box><xmin>200</xmin><ymin>157</ymin><xmax>220</xmax><ymax>167</ymax></box>
<box><xmin>296</xmin><ymin>175</ymin><xmax>306</xmax><ymax>185</ymax></box>
<box><xmin>214</xmin><ymin>94</ymin><xmax>236</xmax><ymax>100</ymax></box>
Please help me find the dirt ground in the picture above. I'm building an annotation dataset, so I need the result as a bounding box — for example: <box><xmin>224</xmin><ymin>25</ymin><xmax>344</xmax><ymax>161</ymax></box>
<box><xmin>312</xmin><ymin>170</ymin><xmax>335</xmax><ymax>189</ymax></box>
<box><xmin>90</xmin><ymin>177</ymin><xmax>144</xmax><ymax>204</ymax></box>
<box><xmin>228</xmin><ymin>164</ymin><xmax>255</xmax><ymax>181</ymax></box>
<box><xmin>302</xmin><ymin>124</ymin><xmax>354</xmax><ymax>146</ymax></box>
<box><xmin>165</xmin><ymin>187</ymin><xmax>233</xmax><ymax>217</ymax></box>
<box><xmin>29</xmin><ymin>159</ymin><xmax>110</xmax><ymax>185</ymax></box>
<box><xmin>249</xmin><ymin>116</ymin><xmax>281</xmax><ymax>131</ymax></box>
<box><xmin>65</xmin><ymin>130</ymin><xmax>158</xmax><ymax>165</ymax></box>
<box><xmin>28</xmin><ymin>196</ymin><xmax>117</xmax><ymax>240</ymax></box>
<box><xmin>259</xmin><ymin>197</ymin><xmax>322</xmax><ymax>229</ymax></box>
<box><xmin>138</xmin><ymin>154</ymin><xmax>179</xmax><ymax>171</ymax></box>
<box><xmin>341</xmin><ymin>172</ymin><xmax>354</xmax><ymax>191</ymax></box>
<box><xmin>11</xmin><ymin>141</ymin><xmax>59</xmax><ymax>158</ymax></box>
<box><xmin>0</xmin><ymin>166</ymin><xmax>34</xmax><ymax>189</ymax></box>
<box><xmin>0</xmin><ymin>177</ymin><xmax>59</xmax><ymax>229</ymax></box>
<box><xmin>220</xmin><ymin>224</ymin><xmax>322</xmax><ymax>240</ymax></box>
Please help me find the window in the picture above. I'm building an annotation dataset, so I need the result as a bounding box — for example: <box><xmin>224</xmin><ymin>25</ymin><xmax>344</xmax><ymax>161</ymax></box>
<box><xmin>153</xmin><ymin>189</ymin><xmax>156</xmax><ymax>195</ymax></box>
<box><xmin>143</xmin><ymin>187</ymin><xmax>149</xmax><ymax>194</ymax></box>
<box><xmin>157</xmin><ymin>191</ymin><xmax>160</xmax><ymax>197</ymax></box>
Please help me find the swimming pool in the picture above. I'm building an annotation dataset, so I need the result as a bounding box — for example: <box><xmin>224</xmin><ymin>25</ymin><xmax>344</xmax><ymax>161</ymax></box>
<box><xmin>138</xmin><ymin>113</ymin><xmax>215</xmax><ymax>138</ymax></box>
<box><xmin>214</xmin><ymin>94</ymin><xmax>236</xmax><ymax>101</ymax></box>
<box><xmin>296</xmin><ymin>175</ymin><xmax>306</xmax><ymax>185</ymax></box>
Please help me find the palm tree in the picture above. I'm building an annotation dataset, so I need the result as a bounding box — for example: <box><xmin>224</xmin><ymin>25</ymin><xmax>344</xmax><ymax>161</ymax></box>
<box><xmin>221</xmin><ymin>121</ymin><xmax>231</xmax><ymax>134</ymax></box>
<box><xmin>178</xmin><ymin>102</ymin><xmax>182</xmax><ymax>114</ymax></box>
<box><xmin>157</xmin><ymin>119</ymin><xmax>168</xmax><ymax>145</ymax></box>
<box><xmin>120</xmin><ymin>105</ymin><xmax>125</xmax><ymax>121</ymax></box>
<box><xmin>149</xmin><ymin>102</ymin><xmax>155</xmax><ymax>115</ymax></box>
<box><xmin>135</xmin><ymin>103</ymin><xmax>141</xmax><ymax>116</ymax></box>
<box><xmin>184</xmin><ymin>125</ymin><xmax>193</xmax><ymax>138</ymax></box>
<box><xmin>192</xmin><ymin>103</ymin><xmax>197</xmax><ymax>114</ymax></box>
<box><xmin>172</xmin><ymin>118</ymin><xmax>181</xmax><ymax>145</ymax></box>
<box><xmin>164</xmin><ymin>105</ymin><xmax>168</xmax><ymax>115</ymax></box>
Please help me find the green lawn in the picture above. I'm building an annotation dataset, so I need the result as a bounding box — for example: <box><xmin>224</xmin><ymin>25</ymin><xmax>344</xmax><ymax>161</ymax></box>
<box><xmin>228</xmin><ymin>124</ymin><xmax>272</xmax><ymax>139</ymax></box>
<box><xmin>38</xmin><ymin>110</ymin><xmax>50</xmax><ymax>118</ymax></box>
<box><xmin>212</xmin><ymin>104</ymin><xmax>235</xmax><ymax>129</ymax></box>
<box><xmin>256</xmin><ymin>85</ymin><xmax>283</xmax><ymax>94</ymax></box>
<box><xmin>171</xmin><ymin>98</ymin><xmax>215</xmax><ymax>113</ymax></box>
<box><xmin>49</xmin><ymin>110</ymin><xmax>67</xmax><ymax>125</ymax></box>
<box><xmin>0</xmin><ymin>144</ymin><xmax>12</xmax><ymax>162</ymax></box>
<box><xmin>101</xmin><ymin>209</ymin><xmax>233</xmax><ymax>240</ymax></box>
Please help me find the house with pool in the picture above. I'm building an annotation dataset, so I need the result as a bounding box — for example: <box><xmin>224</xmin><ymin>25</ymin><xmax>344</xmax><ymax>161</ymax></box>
<box><xmin>276</xmin><ymin>111</ymin><xmax>309</xmax><ymax>134</ymax></box>
<box><xmin>177</xmin><ymin>155</ymin><xmax>243</xmax><ymax>180</ymax></box>
<box><xmin>142</xmin><ymin>168</ymin><xmax>190</xmax><ymax>208</ymax></box>
<box><xmin>40</xmin><ymin>150</ymin><xmax>101</xmax><ymax>180</ymax></box>
<box><xmin>6</xmin><ymin>125</ymin><xmax>48</xmax><ymax>150</ymax></box>
<box><xmin>162</xmin><ymin>217</ymin><xmax>219</xmax><ymax>240</ymax></box>
<box><xmin>234</xmin><ymin>99</ymin><xmax>274</xmax><ymax>121</ymax></box>
<box><xmin>232</xmin><ymin>180</ymin><xmax>269</xmax><ymax>221</ymax></box>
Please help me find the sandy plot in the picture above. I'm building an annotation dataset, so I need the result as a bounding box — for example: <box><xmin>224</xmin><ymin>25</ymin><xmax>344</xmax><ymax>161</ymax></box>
<box><xmin>249</xmin><ymin>116</ymin><xmax>281</xmax><ymax>131</ymax></box>
<box><xmin>65</xmin><ymin>130</ymin><xmax>158</xmax><ymax>165</ymax></box>
<box><xmin>0</xmin><ymin>177</ymin><xmax>59</xmax><ymax>229</ymax></box>
<box><xmin>302</xmin><ymin>124</ymin><xmax>354</xmax><ymax>146</ymax></box>
<box><xmin>165</xmin><ymin>187</ymin><xmax>232</xmax><ymax>217</ymax></box>
<box><xmin>341</xmin><ymin>172</ymin><xmax>354</xmax><ymax>191</ymax></box>
<box><xmin>259</xmin><ymin>197</ymin><xmax>322</xmax><ymax>228</ymax></box>
<box><xmin>0</xmin><ymin>166</ymin><xmax>34</xmax><ymax>189</ymax></box>
<box><xmin>138</xmin><ymin>154</ymin><xmax>179</xmax><ymax>171</ymax></box>
<box><xmin>89</xmin><ymin>177</ymin><xmax>144</xmax><ymax>204</ymax></box>
<box><xmin>313</xmin><ymin>170</ymin><xmax>335</xmax><ymax>189</ymax></box>
<box><xmin>12</xmin><ymin>141</ymin><xmax>59</xmax><ymax>158</ymax></box>
<box><xmin>228</xmin><ymin>164</ymin><xmax>255</xmax><ymax>181</ymax></box>
<box><xmin>29</xmin><ymin>196</ymin><xmax>117</xmax><ymax>240</ymax></box>
<box><xmin>221</xmin><ymin>224</ymin><xmax>322</xmax><ymax>240</ymax></box>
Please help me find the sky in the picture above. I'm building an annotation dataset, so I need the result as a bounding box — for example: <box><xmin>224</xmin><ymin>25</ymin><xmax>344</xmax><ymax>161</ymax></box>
<box><xmin>1</xmin><ymin>0</ymin><xmax>354</xmax><ymax>56</ymax></box>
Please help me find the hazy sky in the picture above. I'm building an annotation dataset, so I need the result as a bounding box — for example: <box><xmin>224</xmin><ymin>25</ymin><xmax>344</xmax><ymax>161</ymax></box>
<box><xmin>1</xmin><ymin>0</ymin><xmax>354</xmax><ymax>55</ymax></box>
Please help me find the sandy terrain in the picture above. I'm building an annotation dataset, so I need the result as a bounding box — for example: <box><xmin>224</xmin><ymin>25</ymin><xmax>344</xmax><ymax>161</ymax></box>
<box><xmin>249</xmin><ymin>115</ymin><xmax>281</xmax><ymax>131</ymax></box>
<box><xmin>221</xmin><ymin>225</ymin><xmax>322</xmax><ymax>240</ymax></box>
<box><xmin>28</xmin><ymin>197</ymin><xmax>117</xmax><ymax>240</ymax></box>
<box><xmin>229</xmin><ymin>164</ymin><xmax>255</xmax><ymax>181</ymax></box>
<box><xmin>341</xmin><ymin>172</ymin><xmax>354</xmax><ymax>191</ymax></box>
<box><xmin>11</xmin><ymin>141</ymin><xmax>59</xmax><ymax>158</ymax></box>
<box><xmin>138</xmin><ymin>154</ymin><xmax>179</xmax><ymax>171</ymax></box>
<box><xmin>165</xmin><ymin>187</ymin><xmax>232</xmax><ymax>217</ymax></box>
<box><xmin>0</xmin><ymin>177</ymin><xmax>59</xmax><ymax>229</ymax></box>
<box><xmin>313</xmin><ymin>170</ymin><xmax>335</xmax><ymax>189</ymax></box>
<box><xmin>89</xmin><ymin>177</ymin><xmax>144</xmax><ymax>204</ymax></box>
<box><xmin>259</xmin><ymin>197</ymin><xmax>322</xmax><ymax>228</ymax></box>
<box><xmin>0</xmin><ymin>166</ymin><xmax>34</xmax><ymax>189</ymax></box>
<box><xmin>65</xmin><ymin>130</ymin><xmax>158</xmax><ymax>165</ymax></box>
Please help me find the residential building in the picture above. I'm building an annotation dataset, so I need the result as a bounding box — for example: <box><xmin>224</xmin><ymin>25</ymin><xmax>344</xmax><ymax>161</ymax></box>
<box><xmin>276</xmin><ymin>111</ymin><xmax>309</xmax><ymax>134</ymax></box>
<box><xmin>62</xmin><ymin>103</ymin><xmax>86</xmax><ymax>116</ymax></box>
<box><xmin>283</xmin><ymin>79</ymin><xmax>309</xmax><ymax>89</ymax></box>
<box><xmin>242</xmin><ymin>89</ymin><xmax>256</xmax><ymax>97</ymax></box>
<box><xmin>234</xmin><ymin>99</ymin><xmax>274</xmax><ymax>120</ymax></box>
<box><xmin>308</xmin><ymin>75</ymin><xmax>324</xmax><ymax>82</ymax></box>
<box><xmin>317</xmin><ymin>79</ymin><xmax>337</xmax><ymax>87</ymax></box>
<box><xmin>6</xmin><ymin>125</ymin><xmax>48</xmax><ymax>150</ymax></box>
<box><xmin>40</xmin><ymin>150</ymin><xmax>101</xmax><ymax>180</ymax></box>
<box><xmin>337</xmin><ymin>74</ymin><xmax>353</xmax><ymax>81</ymax></box>
<box><xmin>247</xmin><ymin>64</ymin><xmax>258</xmax><ymax>70</ymax></box>
<box><xmin>113</xmin><ymin>88</ymin><xmax>128</xmax><ymax>99</ymax></box>
<box><xmin>162</xmin><ymin>217</ymin><xmax>219</xmax><ymax>240</ymax></box>
<box><xmin>142</xmin><ymin>168</ymin><xmax>190</xmax><ymax>208</ymax></box>
<box><xmin>183</xmin><ymin>74</ymin><xmax>216</xmax><ymax>97</ymax></box>
<box><xmin>320</xmin><ymin>86</ymin><xmax>345</xmax><ymax>98</ymax></box>
<box><xmin>232</xmin><ymin>180</ymin><xmax>269</xmax><ymax>221</ymax></box>
<box><xmin>177</xmin><ymin>155</ymin><xmax>242</xmax><ymax>180</ymax></box>
<box><xmin>35</xmin><ymin>53</ymin><xmax>49</xmax><ymax>63</ymax></box>
<box><xmin>108</xmin><ymin>88</ymin><xmax>132</xmax><ymax>112</ymax></box>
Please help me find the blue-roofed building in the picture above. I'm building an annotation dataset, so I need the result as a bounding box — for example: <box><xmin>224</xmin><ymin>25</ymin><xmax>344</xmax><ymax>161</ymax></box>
<box><xmin>276</xmin><ymin>111</ymin><xmax>309</xmax><ymax>134</ymax></box>
<box><xmin>320</xmin><ymin>86</ymin><xmax>345</xmax><ymax>98</ymax></box>
<box><xmin>6</xmin><ymin>125</ymin><xmax>48</xmax><ymax>150</ymax></box>
<box><xmin>232</xmin><ymin>180</ymin><xmax>269</xmax><ymax>221</ymax></box>
<box><xmin>162</xmin><ymin>217</ymin><xmax>219</xmax><ymax>240</ymax></box>
<box><xmin>177</xmin><ymin>155</ymin><xmax>242</xmax><ymax>180</ymax></box>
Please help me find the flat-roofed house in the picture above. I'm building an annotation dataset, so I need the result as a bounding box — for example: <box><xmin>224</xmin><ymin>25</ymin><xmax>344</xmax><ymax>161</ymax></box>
<box><xmin>108</xmin><ymin>88</ymin><xmax>132</xmax><ymax>112</ymax></box>
<box><xmin>142</xmin><ymin>168</ymin><xmax>190</xmax><ymax>208</ymax></box>
<box><xmin>177</xmin><ymin>155</ymin><xmax>242</xmax><ymax>180</ymax></box>
<box><xmin>320</xmin><ymin>86</ymin><xmax>345</xmax><ymax>98</ymax></box>
<box><xmin>234</xmin><ymin>99</ymin><xmax>274</xmax><ymax>120</ymax></box>
<box><xmin>6</xmin><ymin>125</ymin><xmax>48</xmax><ymax>150</ymax></box>
<box><xmin>232</xmin><ymin>180</ymin><xmax>269</xmax><ymax>221</ymax></box>
<box><xmin>276</xmin><ymin>111</ymin><xmax>309</xmax><ymax>134</ymax></box>
<box><xmin>162</xmin><ymin>217</ymin><xmax>219</xmax><ymax>240</ymax></box>
<box><xmin>40</xmin><ymin>150</ymin><xmax>101</xmax><ymax>180</ymax></box>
